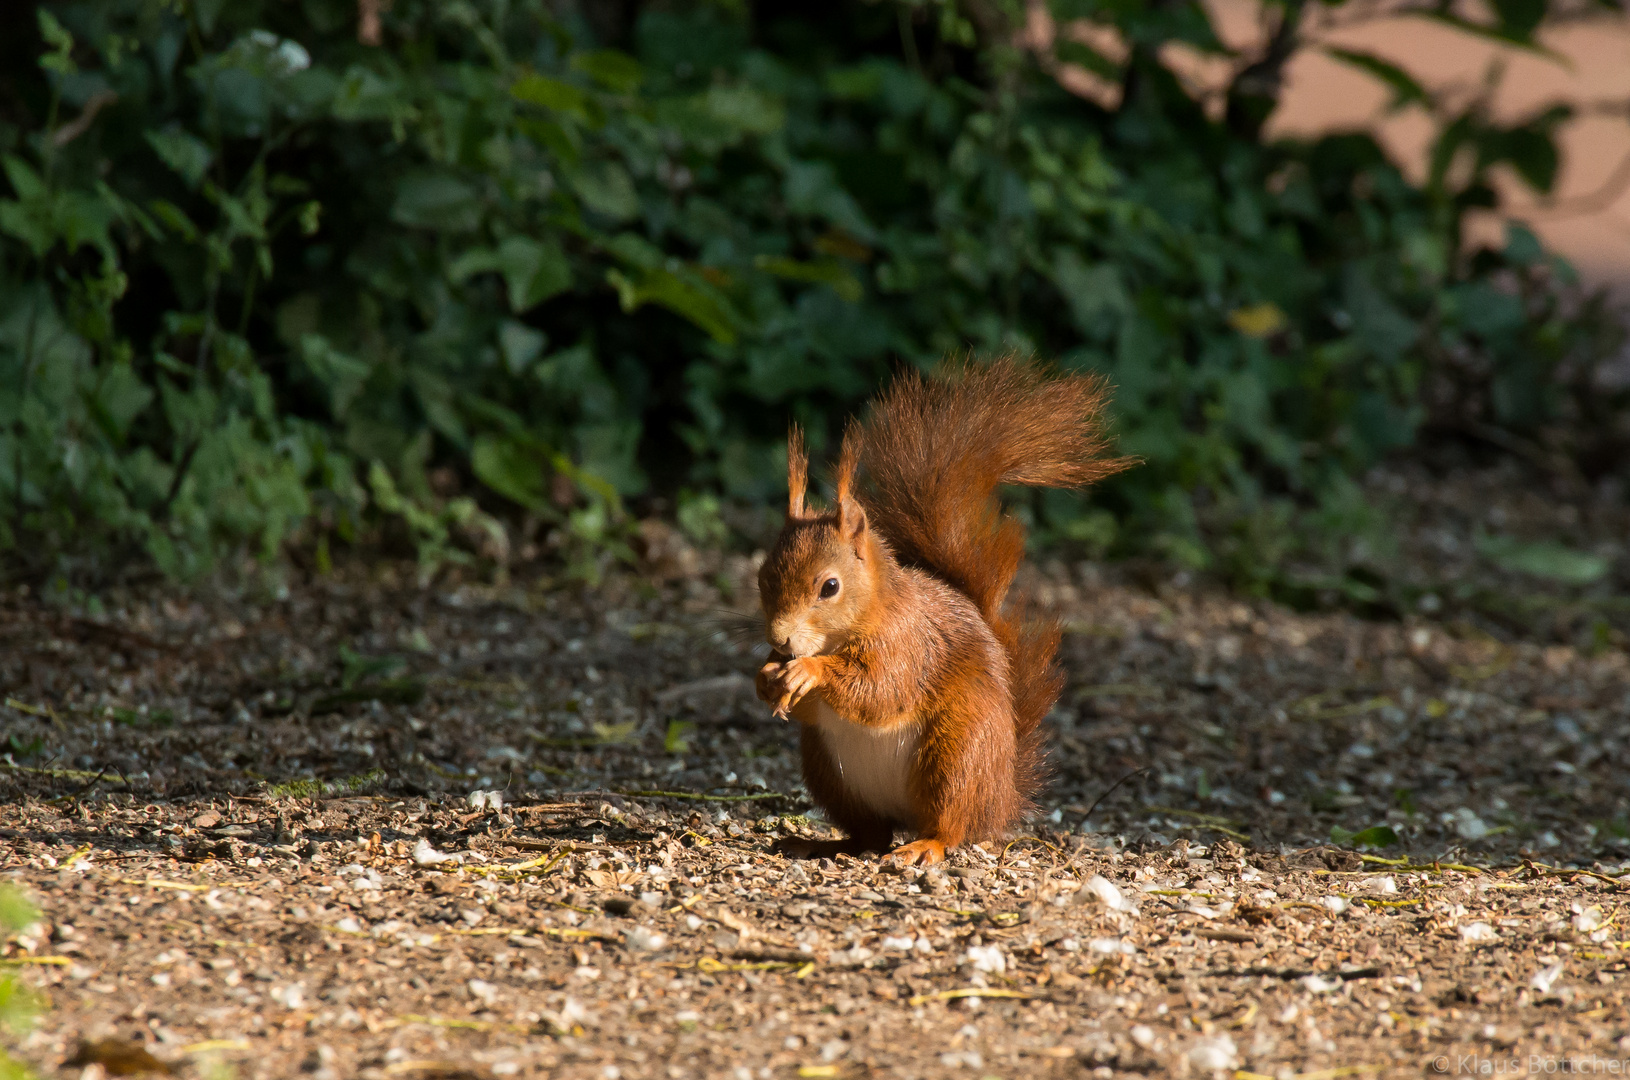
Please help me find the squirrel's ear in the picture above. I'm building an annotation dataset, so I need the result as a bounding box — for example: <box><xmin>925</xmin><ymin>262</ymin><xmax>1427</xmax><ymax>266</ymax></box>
<box><xmin>786</xmin><ymin>424</ymin><xmax>807</xmax><ymax>519</ymax></box>
<box><xmin>837</xmin><ymin>495</ymin><xmax>867</xmax><ymax>551</ymax></box>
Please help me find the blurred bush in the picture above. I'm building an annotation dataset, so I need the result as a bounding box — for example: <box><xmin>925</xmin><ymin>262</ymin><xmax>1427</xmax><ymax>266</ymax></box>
<box><xmin>0</xmin><ymin>0</ymin><xmax>1623</xmax><ymax>590</ymax></box>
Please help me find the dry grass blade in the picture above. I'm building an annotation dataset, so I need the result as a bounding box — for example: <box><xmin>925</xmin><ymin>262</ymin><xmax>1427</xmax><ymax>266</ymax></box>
<box><xmin>907</xmin><ymin>987</ymin><xmax>1036</xmax><ymax>1006</ymax></box>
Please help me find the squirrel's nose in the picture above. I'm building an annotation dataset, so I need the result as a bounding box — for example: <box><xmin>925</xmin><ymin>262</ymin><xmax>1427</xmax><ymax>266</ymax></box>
<box><xmin>774</xmin><ymin>637</ymin><xmax>793</xmax><ymax>654</ymax></box>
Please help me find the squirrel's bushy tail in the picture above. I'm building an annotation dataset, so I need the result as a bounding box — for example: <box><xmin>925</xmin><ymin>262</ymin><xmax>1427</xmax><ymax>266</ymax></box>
<box><xmin>858</xmin><ymin>355</ymin><xmax>1133</xmax><ymax>808</ymax></box>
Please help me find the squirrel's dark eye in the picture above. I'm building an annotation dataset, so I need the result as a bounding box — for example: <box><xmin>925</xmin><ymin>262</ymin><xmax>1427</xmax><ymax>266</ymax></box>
<box><xmin>819</xmin><ymin>578</ymin><xmax>840</xmax><ymax>599</ymax></box>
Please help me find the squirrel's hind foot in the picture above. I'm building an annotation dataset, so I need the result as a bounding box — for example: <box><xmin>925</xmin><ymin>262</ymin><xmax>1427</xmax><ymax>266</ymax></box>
<box><xmin>882</xmin><ymin>838</ymin><xmax>947</xmax><ymax>866</ymax></box>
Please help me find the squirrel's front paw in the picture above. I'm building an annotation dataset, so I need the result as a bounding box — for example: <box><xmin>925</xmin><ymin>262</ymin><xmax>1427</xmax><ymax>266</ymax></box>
<box><xmin>758</xmin><ymin>656</ymin><xmax>825</xmax><ymax>717</ymax></box>
<box><xmin>779</xmin><ymin>656</ymin><xmax>824</xmax><ymax>704</ymax></box>
<box><xmin>754</xmin><ymin>661</ymin><xmax>785</xmax><ymax>706</ymax></box>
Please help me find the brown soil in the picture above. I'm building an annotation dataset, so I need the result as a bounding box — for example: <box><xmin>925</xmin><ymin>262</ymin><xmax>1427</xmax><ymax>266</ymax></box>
<box><xmin>1</xmin><ymin>466</ymin><xmax>1628</xmax><ymax>1080</ymax></box>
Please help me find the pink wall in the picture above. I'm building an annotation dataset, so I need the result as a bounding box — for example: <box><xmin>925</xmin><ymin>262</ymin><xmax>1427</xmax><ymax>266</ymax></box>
<box><xmin>1244</xmin><ymin>3</ymin><xmax>1630</xmax><ymax>288</ymax></box>
<box><xmin>1025</xmin><ymin>1</ymin><xmax>1630</xmax><ymax>288</ymax></box>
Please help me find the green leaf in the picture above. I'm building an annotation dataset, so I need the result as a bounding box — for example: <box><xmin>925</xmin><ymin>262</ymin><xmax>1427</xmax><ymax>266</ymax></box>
<box><xmin>1345</xmin><ymin>269</ymin><xmax>1418</xmax><ymax>362</ymax></box>
<box><xmin>471</xmin><ymin>433</ymin><xmax>550</xmax><ymax>512</ymax></box>
<box><xmin>1504</xmin><ymin>222</ymin><xmax>1543</xmax><ymax>265</ymax></box>
<box><xmin>1349</xmin><ymin>825</ymin><xmax>1400</xmax><ymax>849</ymax></box>
<box><xmin>338</xmin><ymin>643</ymin><xmax>405</xmax><ymax>690</ymax></box>
<box><xmin>1414</xmin><ymin>11</ymin><xmax>1566</xmax><ymax>58</ymax></box>
<box><xmin>446</xmin><ymin>248</ymin><xmax>502</xmax><ymax>283</ymax></box>
<box><xmin>37</xmin><ymin>9</ymin><xmax>76</xmax><ymax>75</ymax></box>
<box><xmin>0</xmin><ymin>974</ymin><xmax>40</xmax><ymax>1039</ymax></box>
<box><xmin>0</xmin><ymin>199</ymin><xmax>52</xmax><ymax>257</ymax></box>
<box><xmin>1497</xmin><ymin>122</ymin><xmax>1564</xmax><ymax>194</ymax></box>
<box><xmin>606</xmin><ymin>267</ymin><xmax>739</xmax><ymax>345</ymax></box>
<box><xmin>1</xmin><ymin>156</ymin><xmax>46</xmax><ymax>202</ymax></box>
<box><xmin>111</xmin><ymin>706</ymin><xmax>175</xmax><ymax>729</ymax></box>
<box><xmin>495</xmin><ymin>235</ymin><xmax>572</xmax><ymax>311</ymax></box>
<box><xmin>1446</xmin><ymin>282</ymin><xmax>1525</xmax><ymax>340</ymax></box>
<box><xmin>1324</xmin><ymin>48</ymin><xmax>1429</xmax><ymax>112</ymax></box>
<box><xmin>146</xmin><ymin>198</ymin><xmax>199</xmax><ymax>241</ymax></box>
<box><xmin>498</xmin><ymin>319</ymin><xmax>547</xmax><ymax>375</ymax></box>
<box><xmin>159</xmin><ymin>376</ymin><xmax>219</xmax><ymax>446</ymax></box>
<box><xmin>1055</xmin><ymin>251</ymin><xmax>1131</xmax><ymax>335</ymax></box>
<box><xmin>299</xmin><ymin>335</ymin><xmax>372</xmax><ymax>418</ymax></box>
<box><xmin>783</xmin><ymin>159</ymin><xmax>875</xmax><ymax>241</ymax></box>
<box><xmin>0</xmin><ymin>886</ymin><xmax>38</xmax><ymax>935</ymax></box>
<box><xmin>605</xmin><ymin>232</ymin><xmax>663</xmax><ymax>270</ymax></box>
<box><xmin>1476</xmin><ymin>534</ymin><xmax>1609</xmax><ymax>585</ymax></box>
<box><xmin>1061</xmin><ymin>509</ymin><xmax>1118</xmax><ymax>556</ymax></box>
<box><xmin>592</xmin><ymin>720</ymin><xmax>638</xmax><ymax>744</ymax></box>
<box><xmin>1488</xmin><ymin>0</ymin><xmax>1548</xmax><ymax>39</ymax></box>
<box><xmin>89</xmin><ymin>362</ymin><xmax>155</xmax><ymax>443</ymax></box>
<box><xmin>55</xmin><ymin>190</ymin><xmax>118</xmax><ymax>258</ymax></box>
<box><xmin>676</xmin><ymin>489</ymin><xmax>729</xmax><ymax>546</ymax></box>
<box><xmin>511</xmin><ymin>74</ymin><xmax>592</xmax><ymax>121</ymax></box>
<box><xmin>824</xmin><ymin>63</ymin><xmax>886</xmax><ymax>101</ymax></box>
<box><xmin>391</xmin><ymin>172</ymin><xmax>482</xmax><ymax>232</ymax></box>
<box><xmin>664</xmin><ymin>718</ymin><xmax>694</xmax><ymax>754</ymax></box>
<box><xmin>145</xmin><ymin>127</ymin><xmax>213</xmax><ymax>189</ymax></box>
<box><xmin>332</xmin><ymin>65</ymin><xmax>404</xmax><ymax>123</ymax></box>
<box><xmin>407</xmin><ymin>367</ymin><xmax>466</xmax><ymax>446</ymax></box>
<box><xmin>567</xmin><ymin>160</ymin><xmax>639</xmax><ymax>221</ymax></box>
<box><xmin>120</xmin><ymin>446</ymin><xmax>175</xmax><ymax>510</ymax></box>
<box><xmin>705</xmin><ymin>84</ymin><xmax>786</xmax><ymax>136</ymax></box>
<box><xmin>193</xmin><ymin>0</ymin><xmax>227</xmax><ymax>35</ymax></box>
<box><xmin>570</xmin><ymin>49</ymin><xmax>644</xmax><ymax>93</ymax></box>
<box><xmin>754</xmin><ymin>255</ymin><xmax>862</xmax><ymax>302</ymax></box>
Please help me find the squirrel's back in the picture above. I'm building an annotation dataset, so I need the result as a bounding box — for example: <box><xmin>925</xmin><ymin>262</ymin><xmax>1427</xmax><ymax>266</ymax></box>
<box><xmin>856</xmin><ymin>356</ymin><xmax>1132</xmax><ymax>808</ymax></box>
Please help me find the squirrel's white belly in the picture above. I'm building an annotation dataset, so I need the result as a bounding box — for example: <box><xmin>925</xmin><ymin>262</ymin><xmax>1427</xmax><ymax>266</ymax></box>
<box><xmin>812</xmin><ymin>699</ymin><xmax>921</xmax><ymax>827</ymax></box>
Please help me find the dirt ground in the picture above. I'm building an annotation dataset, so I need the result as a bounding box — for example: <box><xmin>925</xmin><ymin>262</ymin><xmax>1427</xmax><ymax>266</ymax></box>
<box><xmin>2</xmin><ymin>464</ymin><xmax>1628</xmax><ymax>1080</ymax></box>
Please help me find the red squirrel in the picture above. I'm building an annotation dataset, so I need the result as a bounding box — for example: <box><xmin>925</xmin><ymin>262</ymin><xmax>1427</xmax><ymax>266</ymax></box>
<box><xmin>754</xmin><ymin>357</ymin><xmax>1133</xmax><ymax>865</ymax></box>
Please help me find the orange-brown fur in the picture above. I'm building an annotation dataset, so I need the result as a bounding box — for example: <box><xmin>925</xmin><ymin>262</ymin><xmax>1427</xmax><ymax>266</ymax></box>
<box><xmin>756</xmin><ymin>357</ymin><xmax>1133</xmax><ymax>865</ymax></box>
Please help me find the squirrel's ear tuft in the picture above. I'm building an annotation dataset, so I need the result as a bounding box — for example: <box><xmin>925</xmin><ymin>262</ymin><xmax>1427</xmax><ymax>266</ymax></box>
<box><xmin>834</xmin><ymin>422</ymin><xmax>866</xmax><ymax>549</ymax></box>
<box><xmin>787</xmin><ymin>424</ymin><xmax>808</xmax><ymax>519</ymax></box>
<box><xmin>834</xmin><ymin>423</ymin><xmax>861</xmax><ymax>505</ymax></box>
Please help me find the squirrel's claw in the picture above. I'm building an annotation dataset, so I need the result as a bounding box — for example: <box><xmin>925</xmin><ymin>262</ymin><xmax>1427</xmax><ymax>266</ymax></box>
<box><xmin>775</xmin><ymin>687</ymin><xmax>804</xmax><ymax>718</ymax></box>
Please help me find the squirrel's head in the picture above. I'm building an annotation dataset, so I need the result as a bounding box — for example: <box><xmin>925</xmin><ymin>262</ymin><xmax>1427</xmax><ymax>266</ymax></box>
<box><xmin>758</xmin><ymin>425</ymin><xmax>880</xmax><ymax>658</ymax></box>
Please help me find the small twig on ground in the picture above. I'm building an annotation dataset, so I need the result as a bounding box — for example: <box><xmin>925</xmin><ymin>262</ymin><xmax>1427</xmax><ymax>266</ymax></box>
<box><xmin>1522</xmin><ymin>859</ymin><xmax>1630</xmax><ymax>889</ymax></box>
<box><xmin>1079</xmin><ymin>765</ymin><xmax>1151</xmax><ymax>822</ymax></box>
<box><xmin>1359</xmin><ymin>854</ymin><xmax>1487</xmax><ymax>874</ymax></box>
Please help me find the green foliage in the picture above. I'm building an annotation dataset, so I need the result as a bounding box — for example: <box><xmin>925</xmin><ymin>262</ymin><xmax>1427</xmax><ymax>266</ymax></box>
<box><xmin>0</xmin><ymin>884</ymin><xmax>42</xmax><ymax>1079</ymax></box>
<box><xmin>665</xmin><ymin>718</ymin><xmax>696</xmax><ymax>755</ymax></box>
<box><xmin>1329</xmin><ymin>824</ymin><xmax>1401</xmax><ymax>849</ymax></box>
<box><xmin>0</xmin><ymin>888</ymin><xmax>39</xmax><ymax>946</ymax></box>
<box><xmin>1475</xmin><ymin>533</ymin><xmax>1610</xmax><ymax>585</ymax></box>
<box><xmin>265</xmin><ymin>767</ymin><xmax>388</xmax><ymax>800</ymax></box>
<box><xmin>0</xmin><ymin>0</ymin><xmax>1623</xmax><ymax>585</ymax></box>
